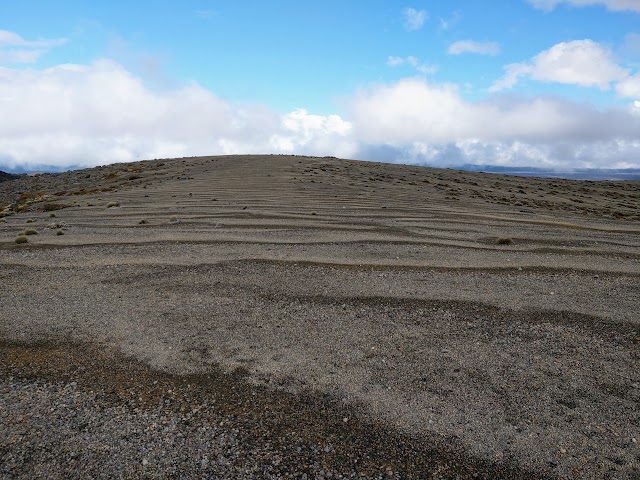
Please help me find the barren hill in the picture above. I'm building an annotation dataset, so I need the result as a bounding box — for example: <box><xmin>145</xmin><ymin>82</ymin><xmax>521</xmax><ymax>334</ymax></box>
<box><xmin>1</xmin><ymin>155</ymin><xmax>639</xmax><ymax>479</ymax></box>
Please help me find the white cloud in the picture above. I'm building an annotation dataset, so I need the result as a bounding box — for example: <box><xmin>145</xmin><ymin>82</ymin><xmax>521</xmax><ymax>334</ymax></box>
<box><xmin>0</xmin><ymin>30</ymin><xmax>66</xmax><ymax>64</ymax></box>
<box><xmin>402</xmin><ymin>8</ymin><xmax>428</xmax><ymax>31</ymax></box>
<box><xmin>616</xmin><ymin>73</ymin><xmax>640</xmax><ymax>98</ymax></box>
<box><xmin>270</xmin><ymin>109</ymin><xmax>356</xmax><ymax>158</ymax></box>
<box><xmin>491</xmin><ymin>39</ymin><xmax>629</xmax><ymax>91</ymax></box>
<box><xmin>386</xmin><ymin>56</ymin><xmax>405</xmax><ymax>66</ymax></box>
<box><xmin>0</xmin><ymin>60</ymin><xmax>357</xmax><ymax>170</ymax></box>
<box><xmin>0</xmin><ymin>30</ymin><xmax>66</xmax><ymax>48</ymax></box>
<box><xmin>386</xmin><ymin>56</ymin><xmax>438</xmax><ymax>74</ymax></box>
<box><xmin>416</xmin><ymin>64</ymin><xmax>439</xmax><ymax>74</ymax></box>
<box><xmin>0</xmin><ymin>49</ymin><xmax>47</xmax><ymax>63</ymax></box>
<box><xmin>528</xmin><ymin>0</ymin><xmax>640</xmax><ymax>12</ymax></box>
<box><xmin>348</xmin><ymin>77</ymin><xmax>640</xmax><ymax>167</ymax></box>
<box><xmin>448</xmin><ymin>40</ymin><xmax>501</xmax><ymax>56</ymax></box>
<box><xmin>0</xmin><ymin>59</ymin><xmax>639</xmax><ymax>171</ymax></box>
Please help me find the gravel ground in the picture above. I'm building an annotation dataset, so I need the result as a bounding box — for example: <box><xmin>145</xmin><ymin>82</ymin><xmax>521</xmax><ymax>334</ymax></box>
<box><xmin>1</xmin><ymin>342</ymin><xmax>538</xmax><ymax>480</ymax></box>
<box><xmin>1</xmin><ymin>155</ymin><xmax>639</xmax><ymax>479</ymax></box>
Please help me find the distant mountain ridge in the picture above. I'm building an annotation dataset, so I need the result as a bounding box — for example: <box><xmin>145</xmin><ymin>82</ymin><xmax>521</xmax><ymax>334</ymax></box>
<box><xmin>455</xmin><ymin>164</ymin><xmax>640</xmax><ymax>181</ymax></box>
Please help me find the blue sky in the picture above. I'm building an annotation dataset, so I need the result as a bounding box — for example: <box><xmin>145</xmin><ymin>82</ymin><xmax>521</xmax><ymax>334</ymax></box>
<box><xmin>1</xmin><ymin>0</ymin><xmax>639</xmax><ymax>171</ymax></box>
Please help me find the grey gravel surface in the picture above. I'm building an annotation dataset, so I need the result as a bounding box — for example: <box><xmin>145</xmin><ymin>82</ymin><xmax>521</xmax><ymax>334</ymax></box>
<box><xmin>1</xmin><ymin>155</ymin><xmax>639</xmax><ymax>479</ymax></box>
<box><xmin>1</xmin><ymin>343</ymin><xmax>536</xmax><ymax>479</ymax></box>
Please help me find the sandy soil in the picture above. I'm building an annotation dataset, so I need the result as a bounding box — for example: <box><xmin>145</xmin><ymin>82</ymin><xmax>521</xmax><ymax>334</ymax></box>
<box><xmin>1</xmin><ymin>155</ymin><xmax>639</xmax><ymax>479</ymax></box>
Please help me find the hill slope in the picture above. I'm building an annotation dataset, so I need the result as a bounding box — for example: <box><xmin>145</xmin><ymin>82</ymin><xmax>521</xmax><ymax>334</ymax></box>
<box><xmin>1</xmin><ymin>155</ymin><xmax>639</xmax><ymax>479</ymax></box>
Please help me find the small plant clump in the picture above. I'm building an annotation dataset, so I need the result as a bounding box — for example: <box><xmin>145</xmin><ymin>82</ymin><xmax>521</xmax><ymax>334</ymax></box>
<box><xmin>56</xmin><ymin>229</ymin><xmax>64</xmax><ymax>236</ymax></box>
<box><xmin>496</xmin><ymin>237</ymin><xmax>513</xmax><ymax>245</ymax></box>
<box><xmin>15</xmin><ymin>235</ymin><xmax>28</xmax><ymax>244</ymax></box>
<box><xmin>49</xmin><ymin>213</ymin><xmax>56</xmax><ymax>218</ymax></box>
<box><xmin>26</xmin><ymin>218</ymin><xmax>34</xmax><ymax>223</ymax></box>
<box><xmin>0</xmin><ymin>217</ymin><xmax>6</xmax><ymax>223</ymax></box>
<box><xmin>23</xmin><ymin>229</ymin><xmax>38</xmax><ymax>236</ymax></box>
<box><xmin>169</xmin><ymin>215</ymin><xmax>179</xmax><ymax>224</ymax></box>
<box><xmin>42</xmin><ymin>203</ymin><xmax>69</xmax><ymax>212</ymax></box>
<box><xmin>106</xmin><ymin>201</ymin><xmax>120</xmax><ymax>208</ymax></box>
<box><xmin>138</xmin><ymin>219</ymin><xmax>148</xmax><ymax>225</ymax></box>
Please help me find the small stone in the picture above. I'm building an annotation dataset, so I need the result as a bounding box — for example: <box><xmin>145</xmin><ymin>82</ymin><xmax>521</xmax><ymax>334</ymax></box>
<box><xmin>560</xmin><ymin>448</ymin><xmax>567</xmax><ymax>454</ymax></box>
<box><xmin>142</xmin><ymin>458</ymin><xmax>149</xmax><ymax>466</ymax></box>
<box><xmin>343</xmin><ymin>417</ymin><xmax>349</xmax><ymax>423</ymax></box>
<box><xmin>632</xmin><ymin>437</ymin><xmax>637</xmax><ymax>443</ymax></box>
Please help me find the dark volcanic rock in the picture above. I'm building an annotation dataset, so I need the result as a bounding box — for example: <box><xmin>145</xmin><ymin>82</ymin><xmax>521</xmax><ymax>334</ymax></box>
<box><xmin>0</xmin><ymin>170</ymin><xmax>18</xmax><ymax>182</ymax></box>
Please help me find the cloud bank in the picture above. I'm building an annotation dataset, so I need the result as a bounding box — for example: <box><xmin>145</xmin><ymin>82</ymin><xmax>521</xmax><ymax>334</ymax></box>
<box><xmin>0</xmin><ymin>60</ymin><xmax>356</xmax><ymax>170</ymax></box>
<box><xmin>0</xmin><ymin>57</ymin><xmax>639</xmax><ymax>171</ymax></box>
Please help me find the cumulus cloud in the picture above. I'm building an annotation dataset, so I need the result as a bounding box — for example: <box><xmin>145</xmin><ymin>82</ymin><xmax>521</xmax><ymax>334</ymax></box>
<box><xmin>347</xmin><ymin>77</ymin><xmax>640</xmax><ymax>168</ymax></box>
<box><xmin>448</xmin><ymin>40</ymin><xmax>501</xmax><ymax>56</ymax></box>
<box><xmin>491</xmin><ymin>39</ymin><xmax>629</xmax><ymax>91</ymax></box>
<box><xmin>349</xmin><ymin>77</ymin><xmax>640</xmax><ymax>145</ymax></box>
<box><xmin>0</xmin><ymin>60</ymin><xmax>356</xmax><ymax>170</ymax></box>
<box><xmin>616</xmin><ymin>73</ymin><xmax>640</xmax><ymax>98</ymax></box>
<box><xmin>1</xmin><ymin>58</ymin><xmax>639</xmax><ymax>171</ymax></box>
<box><xmin>0</xmin><ymin>29</ymin><xmax>66</xmax><ymax>64</ymax></box>
<box><xmin>269</xmin><ymin>109</ymin><xmax>356</xmax><ymax>158</ymax></box>
<box><xmin>402</xmin><ymin>8</ymin><xmax>428</xmax><ymax>31</ymax></box>
<box><xmin>528</xmin><ymin>0</ymin><xmax>640</xmax><ymax>12</ymax></box>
